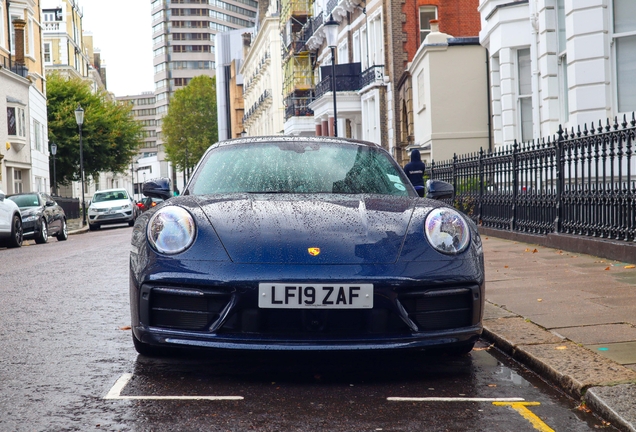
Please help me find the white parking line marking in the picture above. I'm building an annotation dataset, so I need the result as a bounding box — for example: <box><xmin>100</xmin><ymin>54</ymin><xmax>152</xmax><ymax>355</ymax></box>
<box><xmin>104</xmin><ymin>373</ymin><xmax>244</xmax><ymax>401</ymax></box>
<box><xmin>388</xmin><ymin>397</ymin><xmax>525</xmax><ymax>402</ymax></box>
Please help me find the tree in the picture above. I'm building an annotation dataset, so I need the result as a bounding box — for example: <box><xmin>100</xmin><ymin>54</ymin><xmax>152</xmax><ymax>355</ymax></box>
<box><xmin>47</xmin><ymin>73</ymin><xmax>142</xmax><ymax>186</ymax></box>
<box><xmin>161</xmin><ymin>75</ymin><xmax>218</xmax><ymax>173</ymax></box>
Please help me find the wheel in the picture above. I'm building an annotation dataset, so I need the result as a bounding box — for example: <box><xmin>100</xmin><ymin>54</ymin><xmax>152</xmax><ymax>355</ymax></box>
<box><xmin>88</xmin><ymin>223</ymin><xmax>100</xmax><ymax>231</ymax></box>
<box><xmin>34</xmin><ymin>219</ymin><xmax>48</xmax><ymax>244</ymax></box>
<box><xmin>132</xmin><ymin>332</ymin><xmax>165</xmax><ymax>357</ymax></box>
<box><xmin>7</xmin><ymin>214</ymin><xmax>23</xmax><ymax>248</ymax></box>
<box><xmin>56</xmin><ymin>219</ymin><xmax>68</xmax><ymax>241</ymax></box>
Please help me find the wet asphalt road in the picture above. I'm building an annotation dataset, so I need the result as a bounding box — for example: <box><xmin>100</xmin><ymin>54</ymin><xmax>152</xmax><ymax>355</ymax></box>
<box><xmin>0</xmin><ymin>226</ymin><xmax>618</xmax><ymax>431</ymax></box>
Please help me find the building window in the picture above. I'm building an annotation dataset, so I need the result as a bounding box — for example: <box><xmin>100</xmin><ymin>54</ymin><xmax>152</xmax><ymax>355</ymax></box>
<box><xmin>34</xmin><ymin>119</ymin><xmax>42</xmax><ymax>151</ymax></box>
<box><xmin>419</xmin><ymin>6</ymin><xmax>437</xmax><ymax>45</ymax></box>
<box><xmin>27</xmin><ymin>17</ymin><xmax>34</xmax><ymax>56</ymax></box>
<box><xmin>7</xmin><ymin>106</ymin><xmax>26</xmax><ymax>137</ymax></box>
<box><xmin>352</xmin><ymin>31</ymin><xmax>360</xmax><ymax>63</ymax></box>
<box><xmin>613</xmin><ymin>0</ymin><xmax>636</xmax><ymax>113</ymax></box>
<box><xmin>517</xmin><ymin>48</ymin><xmax>533</xmax><ymax>143</ymax></box>
<box><xmin>43</xmin><ymin>42</ymin><xmax>52</xmax><ymax>64</ymax></box>
<box><xmin>360</xmin><ymin>26</ymin><xmax>368</xmax><ymax>70</ymax></box>
<box><xmin>14</xmin><ymin>170</ymin><xmax>23</xmax><ymax>194</ymax></box>
<box><xmin>337</xmin><ymin>41</ymin><xmax>348</xmax><ymax>65</ymax></box>
<box><xmin>362</xmin><ymin>94</ymin><xmax>379</xmax><ymax>144</ymax></box>
<box><xmin>368</xmin><ymin>13</ymin><xmax>383</xmax><ymax>68</ymax></box>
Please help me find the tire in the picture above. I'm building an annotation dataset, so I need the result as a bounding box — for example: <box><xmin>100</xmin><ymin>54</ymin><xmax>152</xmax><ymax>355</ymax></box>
<box><xmin>128</xmin><ymin>219</ymin><xmax>135</xmax><ymax>227</ymax></box>
<box><xmin>34</xmin><ymin>219</ymin><xmax>48</xmax><ymax>244</ymax></box>
<box><xmin>132</xmin><ymin>332</ymin><xmax>165</xmax><ymax>357</ymax></box>
<box><xmin>56</xmin><ymin>219</ymin><xmax>68</xmax><ymax>241</ymax></box>
<box><xmin>7</xmin><ymin>214</ymin><xmax>23</xmax><ymax>248</ymax></box>
<box><xmin>88</xmin><ymin>223</ymin><xmax>100</xmax><ymax>231</ymax></box>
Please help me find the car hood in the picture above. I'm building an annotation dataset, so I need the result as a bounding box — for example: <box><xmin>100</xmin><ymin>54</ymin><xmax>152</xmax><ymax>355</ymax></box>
<box><xmin>90</xmin><ymin>199</ymin><xmax>131</xmax><ymax>209</ymax></box>
<box><xmin>18</xmin><ymin>206</ymin><xmax>41</xmax><ymax>216</ymax></box>
<box><xmin>195</xmin><ymin>194</ymin><xmax>416</xmax><ymax>264</ymax></box>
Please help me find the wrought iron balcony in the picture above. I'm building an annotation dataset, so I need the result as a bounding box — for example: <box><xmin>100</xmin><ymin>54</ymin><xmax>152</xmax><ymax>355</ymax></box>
<box><xmin>284</xmin><ymin>94</ymin><xmax>315</xmax><ymax>120</ymax></box>
<box><xmin>1</xmin><ymin>56</ymin><xmax>28</xmax><ymax>78</ymax></box>
<box><xmin>315</xmin><ymin>62</ymin><xmax>362</xmax><ymax>98</ymax></box>
<box><xmin>360</xmin><ymin>65</ymin><xmax>384</xmax><ymax>88</ymax></box>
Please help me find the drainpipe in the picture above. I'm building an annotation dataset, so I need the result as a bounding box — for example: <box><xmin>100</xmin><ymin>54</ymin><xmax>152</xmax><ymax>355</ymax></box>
<box><xmin>529</xmin><ymin>0</ymin><xmax>541</xmax><ymax>141</ymax></box>
<box><xmin>486</xmin><ymin>48</ymin><xmax>493</xmax><ymax>153</ymax></box>
<box><xmin>6</xmin><ymin>0</ymin><xmax>11</xmax><ymax>68</ymax></box>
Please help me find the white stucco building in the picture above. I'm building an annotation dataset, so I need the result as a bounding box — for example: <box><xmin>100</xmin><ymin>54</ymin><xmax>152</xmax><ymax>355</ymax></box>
<box><xmin>479</xmin><ymin>0</ymin><xmax>636</xmax><ymax>148</ymax></box>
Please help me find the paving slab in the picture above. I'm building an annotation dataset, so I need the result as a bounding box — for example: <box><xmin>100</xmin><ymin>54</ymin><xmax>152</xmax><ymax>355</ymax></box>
<box><xmin>586</xmin><ymin>342</ymin><xmax>636</xmax><ymax>365</ymax></box>
<box><xmin>552</xmin><ymin>324</ymin><xmax>636</xmax><ymax>345</ymax></box>
<box><xmin>585</xmin><ymin>384</ymin><xmax>636</xmax><ymax>432</ymax></box>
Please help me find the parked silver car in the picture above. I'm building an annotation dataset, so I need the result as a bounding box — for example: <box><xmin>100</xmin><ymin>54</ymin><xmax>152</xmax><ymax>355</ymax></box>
<box><xmin>0</xmin><ymin>188</ymin><xmax>23</xmax><ymax>248</ymax></box>
<box><xmin>87</xmin><ymin>188</ymin><xmax>138</xmax><ymax>230</ymax></box>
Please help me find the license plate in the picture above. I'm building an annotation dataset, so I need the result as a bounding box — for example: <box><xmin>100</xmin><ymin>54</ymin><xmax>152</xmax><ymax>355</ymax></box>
<box><xmin>258</xmin><ymin>283</ymin><xmax>373</xmax><ymax>309</ymax></box>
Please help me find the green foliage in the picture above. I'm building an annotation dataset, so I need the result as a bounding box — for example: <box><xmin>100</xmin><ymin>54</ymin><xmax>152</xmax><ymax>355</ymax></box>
<box><xmin>47</xmin><ymin>73</ymin><xmax>142</xmax><ymax>185</ymax></box>
<box><xmin>161</xmin><ymin>75</ymin><xmax>218</xmax><ymax>171</ymax></box>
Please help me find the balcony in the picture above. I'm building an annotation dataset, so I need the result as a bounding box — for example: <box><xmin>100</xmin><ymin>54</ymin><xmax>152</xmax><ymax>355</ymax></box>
<box><xmin>284</xmin><ymin>94</ymin><xmax>315</xmax><ymax>120</ymax></box>
<box><xmin>0</xmin><ymin>56</ymin><xmax>28</xmax><ymax>78</ymax></box>
<box><xmin>314</xmin><ymin>62</ymin><xmax>361</xmax><ymax>98</ymax></box>
<box><xmin>43</xmin><ymin>21</ymin><xmax>61</xmax><ymax>31</ymax></box>
<box><xmin>360</xmin><ymin>65</ymin><xmax>385</xmax><ymax>88</ymax></box>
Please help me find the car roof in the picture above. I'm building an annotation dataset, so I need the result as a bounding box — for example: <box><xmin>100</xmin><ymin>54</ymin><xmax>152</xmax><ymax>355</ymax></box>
<box><xmin>214</xmin><ymin>136</ymin><xmax>383</xmax><ymax>149</ymax></box>
<box><xmin>93</xmin><ymin>188</ymin><xmax>129</xmax><ymax>194</ymax></box>
<box><xmin>7</xmin><ymin>192</ymin><xmax>43</xmax><ymax>196</ymax></box>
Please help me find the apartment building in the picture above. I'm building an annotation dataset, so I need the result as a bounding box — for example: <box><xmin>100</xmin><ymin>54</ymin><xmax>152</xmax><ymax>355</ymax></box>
<box><xmin>150</xmin><ymin>0</ymin><xmax>257</xmax><ymax>186</ymax></box>
<box><xmin>0</xmin><ymin>0</ymin><xmax>49</xmax><ymax>195</ymax></box>
<box><xmin>479</xmin><ymin>0</ymin><xmax>636</xmax><ymax>148</ymax></box>
<box><xmin>240</xmin><ymin>0</ymin><xmax>284</xmax><ymax>137</ymax></box>
<box><xmin>115</xmin><ymin>92</ymin><xmax>160</xmax><ymax>200</ymax></box>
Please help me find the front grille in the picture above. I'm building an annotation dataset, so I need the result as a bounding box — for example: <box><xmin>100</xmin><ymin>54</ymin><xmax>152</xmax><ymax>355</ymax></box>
<box><xmin>149</xmin><ymin>287</ymin><xmax>231</xmax><ymax>331</ymax></box>
<box><xmin>219</xmin><ymin>307</ymin><xmax>409</xmax><ymax>336</ymax></box>
<box><xmin>398</xmin><ymin>288</ymin><xmax>474</xmax><ymax>331</ymax></box>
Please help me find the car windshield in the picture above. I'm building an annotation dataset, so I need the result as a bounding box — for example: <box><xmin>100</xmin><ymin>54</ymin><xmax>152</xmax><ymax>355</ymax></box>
<box><xmin>190</xmin><ymin>142</ymin><xmax>411</xmax><ymax>196</ymax></box>
<box><xmin>93</xmin><ymin>191</ymin><xmax>129</xmax><ymax>202</ymax></box>
<box><xmin>8</xmin><ymin>194</ymin><xmax>40</xmax><ymax>208</ymax></box>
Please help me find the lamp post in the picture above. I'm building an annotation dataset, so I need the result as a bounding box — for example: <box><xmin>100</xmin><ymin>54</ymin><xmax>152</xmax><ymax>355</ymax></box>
<box><xmin>50</xmin><ymin>141</ymin><xmax>57</xmax><ymax>196</ymax></box>
<box><xmin>74</xmin><ymin>104</ymin><xmax>86</xmax><ymax>227</ymax></box>
<box><xmin>324</xmin><ymin>15</ymin><xmax>339</xmax><ymax>137</ymax></box>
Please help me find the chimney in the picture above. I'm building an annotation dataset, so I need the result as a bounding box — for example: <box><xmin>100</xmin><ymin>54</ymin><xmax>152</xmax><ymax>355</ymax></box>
<box><xmin>429</xmin><ymin>19</ymin><xmax>440</xmax><ymax>34</ymax></box>
<box><xmin>12</xmin><ymin>19</ymin><xmax>27</xmax><ymax>65</ymax></box>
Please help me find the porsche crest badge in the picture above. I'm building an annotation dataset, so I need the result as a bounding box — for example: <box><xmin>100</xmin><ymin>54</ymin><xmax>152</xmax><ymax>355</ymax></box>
<box><xmin>308</xmin><ymin>247</ymin><xmax>321</xmax><ymax>256</ymax></box>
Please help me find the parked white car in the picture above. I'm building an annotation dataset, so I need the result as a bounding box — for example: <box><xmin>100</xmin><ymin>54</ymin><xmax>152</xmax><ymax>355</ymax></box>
<box><xmin>87</xmin><ymin>188</ymin><xmax>138</xmax><ymax>231</ymax></box>
<box><xmin>0</xmin><ymin>188</ymin><xmax>23</xmax><ymax>248</ymax></box>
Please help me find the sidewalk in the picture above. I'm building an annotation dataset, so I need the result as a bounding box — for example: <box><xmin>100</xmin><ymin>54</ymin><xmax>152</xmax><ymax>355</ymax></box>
<box><xmin>67</xmin><ymin>218</ymin><xmax>89</xmax><ymax>234</ymax></box>
<box><xmin>481</xmin><ymin>235</ymin><xmax>636</xmax><ymax>431</ymax></box>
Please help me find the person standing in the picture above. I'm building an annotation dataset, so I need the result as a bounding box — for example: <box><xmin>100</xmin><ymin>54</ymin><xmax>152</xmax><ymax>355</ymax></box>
<box><xmin>404</xmin><ymin>149</ymin><xmax>426</xmax><ymax>197</ymax></box>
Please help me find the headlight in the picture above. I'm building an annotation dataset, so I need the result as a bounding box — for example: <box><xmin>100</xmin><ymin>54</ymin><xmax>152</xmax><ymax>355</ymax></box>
<box><xmin>147</xmin><ymin>206</ymin><xmax>196</xmax><ymax>254</ymax></box>
<box><xmin>424</xmin><ymin>208</ymin><xmax>470</xmax><ymax>254</ymax></box>
<box><xmin>23</xmin><ymin>214</ymin><xmax>38</xmax><ymax>222</ymax></box>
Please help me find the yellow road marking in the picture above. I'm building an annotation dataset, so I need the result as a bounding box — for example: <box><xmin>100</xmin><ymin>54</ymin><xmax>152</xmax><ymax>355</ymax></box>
<box><xmin>493</xmin><ymin>402</ymin><xmax>555</xmax><ymax>432</ymax></box>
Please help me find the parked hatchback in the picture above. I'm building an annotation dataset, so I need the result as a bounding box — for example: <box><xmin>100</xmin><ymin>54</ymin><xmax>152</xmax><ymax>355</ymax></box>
<box><xmin>0</xmin><ymin>188</ymin><xmax>23</xmax><ymax>248</ymax></box>
<box><xmin>7</xmin><ymin>192</ymin><xmax>68</xmax><ymax>243</ymax></box>
<box><xmin>87</xmin><ymin>188</ymin><xmax>138</xmax><ymax>230</ymax></box>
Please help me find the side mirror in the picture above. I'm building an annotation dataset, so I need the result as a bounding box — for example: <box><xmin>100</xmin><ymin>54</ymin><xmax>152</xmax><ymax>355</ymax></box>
<box><xmin>142</xmin><ymin>177</ymin><xmax>173</xmax><ymax>200</ymax></box>
<box><xmin>45</xmin><ymin>200</ymin><xmax>55</xmax><ymax>207</ymax></box>
<box><xmin>426</xmin><ymin>179</ymin><xmax>454</xmax><ymax>200</ymax></box>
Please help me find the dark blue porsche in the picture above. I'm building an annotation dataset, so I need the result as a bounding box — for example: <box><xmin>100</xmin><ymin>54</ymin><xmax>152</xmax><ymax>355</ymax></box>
<box><xmin>130</xmin><ymin>137</ymin><xmax>484</xmax><ymax>356</ymax></box>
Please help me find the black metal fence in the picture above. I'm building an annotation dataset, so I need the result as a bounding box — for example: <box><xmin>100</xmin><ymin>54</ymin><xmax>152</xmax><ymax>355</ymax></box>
<box><xmin>426</xmin><ymin>115</ymin><xmax>636</xmax><ymax>243</ymax></box>
<box><xmin>54</xmin><ymin>196</ymin><xmax>80</xmax><ymax>219</ymax></box>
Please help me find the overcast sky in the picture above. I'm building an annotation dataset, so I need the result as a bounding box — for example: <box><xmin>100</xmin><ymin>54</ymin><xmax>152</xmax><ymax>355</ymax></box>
<box><xmin>80</xmin><ymin>0</ymin><xmax>155</xmax><ymax>97</ymax></box>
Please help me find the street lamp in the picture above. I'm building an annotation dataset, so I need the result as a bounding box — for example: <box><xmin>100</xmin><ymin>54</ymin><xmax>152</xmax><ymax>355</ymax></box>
<box><xmin>324</xmin><ymin>14</ymin><xmax>339</xmax><ymax>137</ymax></box>
<box><xmin>74</xmin><ymin>104</ymin><xmax>86</xmax><ymax>227</ymax></box>
<box><xmin>50</xmin><ymin>141</ymin><xmax>57</xmax><ymax>196</ymax></box>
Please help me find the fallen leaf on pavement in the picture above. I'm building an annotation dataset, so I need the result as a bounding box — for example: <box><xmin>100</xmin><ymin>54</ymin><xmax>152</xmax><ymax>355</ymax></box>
<box><xmin>525</xmin><ymin>248</ymin><xmax>530</xmax><ymax>252</ymax></box>
<box><xmin>576</xmin><ymin>403</ymin><xmax>591</xmax><ymax>413</ymax></box>
<box><xmin>604</xmin><ymin>266</ymin><xmax>610</xmax><ymax>271</ymax></box>
<box><xmin>537</xmin><ymin>299</ymin><xmax>542</xmax><ymax>302</ymax></box>
<box><xmin>532</xmin><ymin>249</ymin><xmax>538</xmax><ymax>253</ymax></box>
<box><xmin>504</xmin><ymin>265</ymin><xmax>508</xmax><ymax>268</ymax></box>
<box><xmin>119</xmin><ymin>326</ymin><xmax>131</xmax><ymax>331</ymax></box>
<box><xmin>555</xmin><ymin>346</ymin><xmax>568</xmax><ymax>350</ymax></box>
<box><xmin>625</xmin><ymin>265</ymin><xmax>635</xmax><ymax>269</ymax></box>
<box><xmin>488</xmin><ymin>384</ymin><xmax>497</xmax><ymax>387</ymax></box>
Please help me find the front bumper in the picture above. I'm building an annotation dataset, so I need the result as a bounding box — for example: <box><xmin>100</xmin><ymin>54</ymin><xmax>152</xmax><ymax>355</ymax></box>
<box><xmin>88</xmin><ymin>210</ymin><xmax>134</xmax><ymax>225</ymax></box>
<box><xmin>130</xmin><ymin>266</ymin><xmax>485</xmax><ymax>352</ymax></box>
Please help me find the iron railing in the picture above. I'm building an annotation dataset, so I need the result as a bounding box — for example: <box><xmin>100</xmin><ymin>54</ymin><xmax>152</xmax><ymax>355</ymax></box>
<box><xmin>284</xmin><ymin>94</ymin><xmax>315</xmax><ymax>119</ymax></box>
<box><xmin>360</xmin><ymin>65</ymin><xmax>384</xmax><ymax>88</ymax></box>
<box><xmin>54</xmin><ymin>196</ymin><xmax>81</xmax><ymax>219</ymax></box>
<box><xmin>426</xmin><ymin>115</ymin><xmax>636</xmax><ymax>243</ymax></box>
